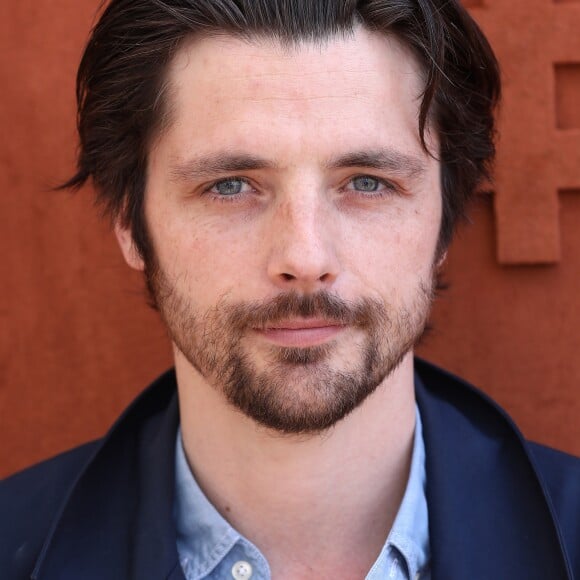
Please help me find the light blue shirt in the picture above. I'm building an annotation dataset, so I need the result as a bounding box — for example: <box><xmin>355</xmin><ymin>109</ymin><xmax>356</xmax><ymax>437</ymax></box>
<box><xmin>174</xmin><ymin>407</ymin><xmax>430</xmax><ymax>579</ymax></box>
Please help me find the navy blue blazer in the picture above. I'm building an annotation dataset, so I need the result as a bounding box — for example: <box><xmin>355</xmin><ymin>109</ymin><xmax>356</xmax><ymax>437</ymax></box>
<box><xmin>1</xmin><ymin>359</ymin><xmax>579</xmax><ymax>579</ymax></box>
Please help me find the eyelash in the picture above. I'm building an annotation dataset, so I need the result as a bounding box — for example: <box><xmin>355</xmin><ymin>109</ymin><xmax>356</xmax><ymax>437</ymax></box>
<box><xmin>202</xmin><ymin>174</ymin><xmax>399</xmax><ymax>203</ymax></box>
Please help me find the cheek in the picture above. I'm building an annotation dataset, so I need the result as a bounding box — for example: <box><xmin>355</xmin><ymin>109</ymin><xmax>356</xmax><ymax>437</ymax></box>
<box><xmin>345</xmin><ymin>208</ymin><xmax>439</xmax><ymax>265</ymax></box>
<box><xmin>339</xmin><ymin>206</ymin><xmax>439</xmax><ymax>298</ymax></box>
<box><xmin>152</xmin><ymin>216</ymin><xmax>266</xmax><ymax>301</ymax></box>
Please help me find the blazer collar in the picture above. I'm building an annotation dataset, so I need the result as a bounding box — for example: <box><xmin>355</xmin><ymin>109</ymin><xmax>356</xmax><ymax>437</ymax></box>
<box><xmin>33</xmin><ymin>361</ymin><xmax>572</xmax><ymax>579</ymax></box>
<box><xmin>415</xmin><ymin>359</ymin><xmax>572</xmax><ymax>579</ymax></box>
<box><xmin>33</xmin><ymin>369</ymin><xmax>185</xmax><ymax>580</ymax></box>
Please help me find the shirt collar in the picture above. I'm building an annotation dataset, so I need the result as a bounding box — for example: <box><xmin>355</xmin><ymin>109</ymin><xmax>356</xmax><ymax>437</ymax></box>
<box><xmin>384</xmin><ymin>405</ymin><xmax>430</xmax><ymax>578</ymax></box>
<box><xmin>174</xmin><ymin>431</ymin><xmax>241</xmax><ymax>579</ymax></box>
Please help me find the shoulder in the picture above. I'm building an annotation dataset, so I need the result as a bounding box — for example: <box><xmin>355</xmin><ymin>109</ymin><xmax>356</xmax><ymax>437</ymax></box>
<box><xmin>416</xmin><ymin>358</ymin><xmax>580</xmax><ymax>573</ymax></box>
<box><xmin>0</xmin><ymin>370</ymin><xmax>178</xmax><ymax>579</ymax></box>
<box><xmin>0</xmin><ymin>441</ymin><xmax>100</xmax><ymax>578</ymax></box>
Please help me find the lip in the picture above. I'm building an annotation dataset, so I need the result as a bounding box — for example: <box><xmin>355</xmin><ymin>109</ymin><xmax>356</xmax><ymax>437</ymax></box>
<box><xmin>256</xmin><ymin>319</ymin><xmax>345</xmax><ymax>347</ymax></box>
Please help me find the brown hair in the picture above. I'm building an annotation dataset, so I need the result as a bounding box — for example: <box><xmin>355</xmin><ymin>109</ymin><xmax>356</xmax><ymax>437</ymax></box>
<box><xmin>62</xmin><ymin>0</ymin><xmax>501</xmax><ymax>261</ymax></box>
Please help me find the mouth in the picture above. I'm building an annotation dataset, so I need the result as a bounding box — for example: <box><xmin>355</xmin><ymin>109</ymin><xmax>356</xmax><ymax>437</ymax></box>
<box><xmin>255</xmin><ymin>318</ymin><xmax>346</xmax><ymax>348</ymax></box>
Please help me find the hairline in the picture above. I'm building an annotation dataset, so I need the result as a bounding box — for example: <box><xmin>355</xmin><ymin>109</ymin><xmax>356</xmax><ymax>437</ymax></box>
<box><xmin>149</xmin><ymin>25</ymin><xmax>436</xmax><ymax>158</ymax></box>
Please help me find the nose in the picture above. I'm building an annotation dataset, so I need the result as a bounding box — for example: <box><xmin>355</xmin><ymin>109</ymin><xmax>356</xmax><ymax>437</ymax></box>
<box><xmin>266</xmin><ymin>195</ymin><xmax>340</xmax><ymax>293</ymax></box>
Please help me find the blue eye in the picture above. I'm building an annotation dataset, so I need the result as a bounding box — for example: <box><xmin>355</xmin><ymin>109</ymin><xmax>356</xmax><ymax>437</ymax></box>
<box><xmin>345</xmin><ymin>175</ymin><xmax>398</xmax><ymax>196</ymax></box>
<box><xmin>211</xmin><ymin>178</ymin><xmax>247</xmax><ymax>196</ymax></box>
<box><xmin>352</xmin><ymin>176</ymin><xmax>381</xmax><ymax>192</ymax></box>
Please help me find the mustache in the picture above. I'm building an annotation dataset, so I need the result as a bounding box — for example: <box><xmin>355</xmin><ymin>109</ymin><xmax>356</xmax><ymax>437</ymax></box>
<box><xmin>221</xmin><ymin>291</ymin><xmax>388</xmax><ymax>331</ymax></box>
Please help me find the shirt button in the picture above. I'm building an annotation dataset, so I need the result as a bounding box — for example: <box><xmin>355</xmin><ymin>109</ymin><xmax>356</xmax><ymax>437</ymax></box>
<box><xmin>231</xmin><ymin>560</ymin><xmax>253</xmax><ymax>580</ymax></box>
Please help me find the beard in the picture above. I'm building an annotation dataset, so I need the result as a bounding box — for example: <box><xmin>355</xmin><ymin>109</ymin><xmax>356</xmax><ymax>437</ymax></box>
<box><xmin>145</xmin><ymin>258</ymin><xmax>435</xmax><ymax>435</ymax></box>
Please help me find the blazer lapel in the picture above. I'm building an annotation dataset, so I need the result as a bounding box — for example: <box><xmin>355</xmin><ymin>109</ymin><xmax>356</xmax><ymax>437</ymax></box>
<box><xmin>415</xmin><ymin>359</ymin><xmax>572</xmax><ymax>579</ymax></box>
<box><xmin>32</xmin><ymin>370</ymin><xmax>185</xmax><ymax>580</ymax></box>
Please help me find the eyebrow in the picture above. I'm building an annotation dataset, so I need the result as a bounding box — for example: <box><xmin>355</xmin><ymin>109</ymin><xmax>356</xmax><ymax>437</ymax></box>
<box><xmin>169</xmin><ymin>153</ymin><xmax>277</xmax><ymax>182</ymax></box>
<box><xmin>325</xmin><ymin>148</ymin><xmax>427</xmax><ymax>179</ymax></box>
<box><xmin>169</xmin><ymin>147</ymin><xmax>427</xmax><ymax>183</ymax></box>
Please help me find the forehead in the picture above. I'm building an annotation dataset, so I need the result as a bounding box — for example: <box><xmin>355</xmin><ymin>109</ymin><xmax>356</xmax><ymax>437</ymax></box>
<box><xmin>159</xmin><ymin>28</ymin><xmax>430</xmax><ymax>161</ymax></box>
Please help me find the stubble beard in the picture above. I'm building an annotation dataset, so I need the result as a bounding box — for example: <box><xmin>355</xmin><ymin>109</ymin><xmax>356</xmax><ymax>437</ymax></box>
<box><xmin>146</xmin><ymin>262</ymin><xmax>435</xmax><ymax>435</ymax></box>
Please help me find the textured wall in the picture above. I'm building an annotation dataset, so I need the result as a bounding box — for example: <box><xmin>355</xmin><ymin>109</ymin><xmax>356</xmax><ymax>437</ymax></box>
<box><xmin>1</xmin><ymin>0</ymin><xmax>579</xmax><ymax>478</ymax></box>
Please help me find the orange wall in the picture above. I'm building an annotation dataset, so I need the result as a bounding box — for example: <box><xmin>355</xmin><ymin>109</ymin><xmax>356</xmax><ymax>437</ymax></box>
<box><xmin>1</xmin><ymin>0</ymin><xmax>579</xmax><ymax>478</ymax></box>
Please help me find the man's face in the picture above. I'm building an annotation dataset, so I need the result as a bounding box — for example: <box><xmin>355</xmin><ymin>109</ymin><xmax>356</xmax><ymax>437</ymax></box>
<box><xmin>120</xmin><ymin>28</ymin><xmax>442</xmax><ymax>434</ymax></box>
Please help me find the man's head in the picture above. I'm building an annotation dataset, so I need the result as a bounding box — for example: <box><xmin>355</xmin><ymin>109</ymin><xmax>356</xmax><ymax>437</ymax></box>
<box><xmin>65</xmin><ymin>1</ymin><xmax>500</xmax><ymax>433</ymax></box>
<box><xmin>67</xmin><ymin>0</ymin><xmax>500</xmax><ymax>262</ymax></box>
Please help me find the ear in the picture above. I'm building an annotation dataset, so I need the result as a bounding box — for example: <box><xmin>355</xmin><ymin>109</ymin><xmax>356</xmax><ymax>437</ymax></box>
<box><xmin>114</xmin><ymin>222</ymin><xmax>145</xmax><ymax>271</ymax></box>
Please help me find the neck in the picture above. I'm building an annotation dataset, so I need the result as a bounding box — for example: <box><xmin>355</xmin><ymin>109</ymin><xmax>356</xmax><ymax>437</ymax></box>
<box><xmin>176</xmin><ymin>351</ymin><xmax>416</xmax><ymax>578</ymax></box>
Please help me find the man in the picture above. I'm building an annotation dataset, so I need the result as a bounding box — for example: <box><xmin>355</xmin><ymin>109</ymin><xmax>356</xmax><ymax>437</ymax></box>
<box><xmin>1</xmin><ymin>0</ymin><xmax>579</xmax><ymax>578</ymax></box>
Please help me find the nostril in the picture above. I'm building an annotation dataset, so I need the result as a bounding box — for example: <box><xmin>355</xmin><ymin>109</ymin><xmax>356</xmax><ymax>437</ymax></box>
<box><xmin>281</xmin><ymin>273</ymin><xmax>296</xmax><ymax>281</ymax></box>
